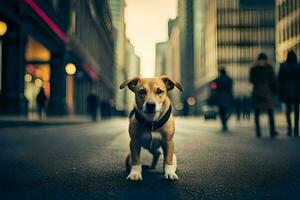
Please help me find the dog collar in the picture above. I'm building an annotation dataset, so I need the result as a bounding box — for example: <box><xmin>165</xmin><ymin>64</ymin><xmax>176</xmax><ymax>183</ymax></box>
<box><xmin>134</xmin><ymin>106</ymin><xmax>172</xmax><ymax>131</ymax></box>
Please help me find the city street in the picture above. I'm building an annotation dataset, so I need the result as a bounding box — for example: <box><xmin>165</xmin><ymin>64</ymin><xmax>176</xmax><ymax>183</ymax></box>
<box><xmin>1</xmin><ymin>117</ymin><xmax>300</xmax><ymax>200</ymax></box>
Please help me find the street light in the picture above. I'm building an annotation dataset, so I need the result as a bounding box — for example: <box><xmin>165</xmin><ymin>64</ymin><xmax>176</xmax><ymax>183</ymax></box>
<box><xmin>0</xmin><ymin>20</ymin><xmax>7</xmax><ymax>92</ymax></box>
<box><xmin>24</xmin><ymin>74</ymin><xmax>32</xmax><ymax>83</ymax></box>
<box><xmin>34</xmin><ymin>78</ymin><xmax>43</xmax><ymax>87</ymax></box>
<box><xmin>65</xmin><ymin>63</ymin><xmax>76</xmax><ymax>75</ymax></box>
<box><xmin>187</xmin><ymin>97</ymin><xmax>196</xmax><ymax>106</ymax></box>
<box><xmin>0</xmin><ymin>21</ymin><xmax>7</xmax><ymax>37</ymax></box>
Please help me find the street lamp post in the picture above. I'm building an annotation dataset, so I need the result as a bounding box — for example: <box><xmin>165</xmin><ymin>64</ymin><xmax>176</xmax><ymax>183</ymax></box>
<box><xmin>0</xmin><ymin>21</ymin><xmax>7</xmax><ymax>37</ymax></box>
<box><xmin>65</xmin><ymin>63</ymin><xmax>76</xmax><ymax>75</ymax></box>
<box><xmin>65</xmin><ymin>63</ymin><xmax>76</xmax><ymax>114</ymax></box>
<box><xmin>0</xmin><ymin>20</ymin><xmax>8</xmax><ymax>92</ymax></box>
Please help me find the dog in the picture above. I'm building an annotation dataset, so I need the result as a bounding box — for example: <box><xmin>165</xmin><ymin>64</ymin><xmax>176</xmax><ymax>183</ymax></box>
<box><xmin>119</xmin><ymin>76</ymin><xmax>183</xmax><ymax>181</ymax></box>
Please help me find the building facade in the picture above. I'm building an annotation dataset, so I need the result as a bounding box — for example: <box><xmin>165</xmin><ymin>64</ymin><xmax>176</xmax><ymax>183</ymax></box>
<box><xmin>276</xmin><ymin>0</ymin><xmax>300</xmax><ymax>62</ymax></box>
<box><xmin>155</xmin><ymin>42</ymin><xmax>168</xmax><ymax>77</ymax></box>
<box><xmin>194</xmin><ymin>0</ymin><xmax>216</xmax><ymax>103</ymax></box>
<box><xmin>0</xmin><ymin>0</ymin><xmax>114</xmax><ymax>116</ymax></box>
<box><xmin>124</xmin><ymin>39</ymin><xmax>140</xmax><ymax>113</ymax></box>
<box><xmin>108</xmin><ymin>0</ymin><xmax>140</xmax><ymax>115</ymax></box>
<box><xmin>205</xmin><ymin>0</ymin><xmax>275</xmax><ymax>97</ymax></box>
<box><xmin>108</xmin><ymin>0</ymin><xmax>126</xmax><ymax>113</ymax></box>
<box><xmin>155</xmin><ymin>19</ymin><xmax>182</xmax><ymax>114</ymax></box>
<box><xmin>178</xmin><ymin>0</ymin><xmax>195</xmax><ymax>101</ymax></box>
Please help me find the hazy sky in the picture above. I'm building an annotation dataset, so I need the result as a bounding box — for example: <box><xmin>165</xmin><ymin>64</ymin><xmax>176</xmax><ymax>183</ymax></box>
<box><xmin>125</xmin><ymin>0</ymin><xmax>178</xmax><ymax>77</ymax></box>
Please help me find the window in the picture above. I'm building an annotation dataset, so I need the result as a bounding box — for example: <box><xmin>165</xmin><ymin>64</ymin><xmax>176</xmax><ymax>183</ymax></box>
<box><xmin>296</xmin><ymin>0</ymin><xmax>300</xmax><ymax>8</ymax></box>
<box><xmin>282</xmin><ymin>1</ymin><xmax>286</xmax><ymax>18</ymax></box>
<box><xmin>278</xmin><ymin>30</ymin><xmax>281</xmax><ymax>43</ymax></box>
<box><xmin>297</xmin><ymin>18</ymin><xmax>300</xmax><ymax>35</ymax></box>
<box><xmin>291</xmin><ymin>0</ymin><xmax>295</xmax><ymax>12</ymax></box>
<box><xmin>232</xmin><ymin>11</ymin><xmax>239</xmax><ymax>25</ymax></box>
<box><xmin>292</xmin><ymin>21</ymin><xmax>295</xmax><ymax>37</ymax></box>
<box><xmin>287</xmin><ymin>0</ymin><xmax>291</xmax><ymax>14</ymax></box>
<box><xmin>288</xmin><ymin>23</ymin><xmax>291</xmax><ymax>40</ymax></box>
<box><xmin>278</xmin><ymin>5</ymin><xmax>281</xmax><ymax>20</ymax></box>
<box><xmin>52</xmin><ymin>0</ymin><xmax>60</xmax><ymax>11</ymax></box>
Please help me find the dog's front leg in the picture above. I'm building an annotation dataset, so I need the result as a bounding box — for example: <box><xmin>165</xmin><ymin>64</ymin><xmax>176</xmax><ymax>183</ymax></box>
<box><xmin>126</xmin><ymin>139</ymin><xmax>142</xmax><ymax>181</ymax></box>
<box><xmin>162</xmin><ymin>139</ymin><xmax>179</xmax><ymax>180</ymax></box>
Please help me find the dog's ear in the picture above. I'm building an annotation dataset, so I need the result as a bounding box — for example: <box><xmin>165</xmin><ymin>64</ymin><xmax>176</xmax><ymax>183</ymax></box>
<box><xmin>119</xmin><ymin>77</ymin><xmax>140</xmax><ymax>91</ymax></box>
<box><xmin>160</xmin><ymin>76</ymin><xmax>183</xmax><ymax>92</ymax></box>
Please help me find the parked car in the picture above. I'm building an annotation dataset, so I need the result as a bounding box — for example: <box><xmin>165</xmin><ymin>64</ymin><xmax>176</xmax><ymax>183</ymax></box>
<box><xmin>201</xmin><ymin>105</ymin><xmax>218</xmax><ymax>120</ymax></box>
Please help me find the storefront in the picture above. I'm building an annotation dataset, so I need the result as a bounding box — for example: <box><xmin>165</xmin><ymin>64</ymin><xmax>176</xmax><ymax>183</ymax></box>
<box><xmin>0</xmin><ymin>1</ymin><xmax>67</xmax><ymax>116</ymax></box>
<box><xmin>0</xmin><ymin>0</ymin><xmax>114</xmax><ymax>117</ymax></box>
<box><xmin>24</xmin><ymin>37</ymin><xmax>50</xmax><ymax>118</ymax></box>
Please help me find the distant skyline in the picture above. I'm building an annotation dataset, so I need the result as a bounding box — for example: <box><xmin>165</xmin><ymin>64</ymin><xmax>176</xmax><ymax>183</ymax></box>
<box><xmin>125</xmin><ymin>0</ymin><xmax>177</xmax><ymax>77</ymax></box>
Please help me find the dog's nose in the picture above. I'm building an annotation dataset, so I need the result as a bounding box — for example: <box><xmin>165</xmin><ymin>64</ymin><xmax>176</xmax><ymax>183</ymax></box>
<box><xmin>146</xmin><ymin>102</ymin><xmax>156</xmax><ymax>113</ymax></box>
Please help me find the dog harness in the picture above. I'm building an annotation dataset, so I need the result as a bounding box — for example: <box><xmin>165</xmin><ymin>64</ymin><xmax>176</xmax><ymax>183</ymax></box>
<box><xmin>134</xmin><ymin>106</ymin><xmax>172</xmax><ymax>151</ymax></box>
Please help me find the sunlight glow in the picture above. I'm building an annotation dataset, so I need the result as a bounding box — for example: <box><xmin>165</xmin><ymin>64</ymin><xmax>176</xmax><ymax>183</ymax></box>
<box><xmin>125</xmin><ymin>0</ymin><xmax>178</xmax><ymax>77</ymax></box>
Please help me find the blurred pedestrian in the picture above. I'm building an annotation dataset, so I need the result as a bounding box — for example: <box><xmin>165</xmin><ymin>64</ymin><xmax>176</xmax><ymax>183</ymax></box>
<box><xmin>242</xmin><ymin>97</ymin><xmax>251</xmax><ymax>120</ymax></box>
<box><xmin>212</xmin><ymin>67</ymin><xmax>233</xmax><ymax>132</ymax></box>
<box><xmin>235</xmin><ymin>97</ymin><xmax>242</xmax><ymax>121</ymax></box>
<box><xmin>250</xmin><ymin>53</ymin><xmax>278</xmax><ymax>138</ymax></box>
<box><xmin>278</xmin><ymin>50</ymin><xmax>300</xmax><ymax>137</ymax></box>
<box><xmin>36</xmin><ymin>87</ymin><xmax>47</xmax><ymax>119</ymax></box>
<box><xmin>87</xmin><ymin>92</ymin><xmax>99</xmax><ymax>122</ymax></box>
<box><xmin>182</xmin><ymin>98</ymin><xmax>189</xmax><ymax>116</ymax></box>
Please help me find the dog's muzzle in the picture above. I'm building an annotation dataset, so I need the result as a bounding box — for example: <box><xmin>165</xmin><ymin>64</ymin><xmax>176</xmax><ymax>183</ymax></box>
<box><xmin>145</xmin><ymin>101</ymin><xmax>156</xmax><ymax>113</ymax></box>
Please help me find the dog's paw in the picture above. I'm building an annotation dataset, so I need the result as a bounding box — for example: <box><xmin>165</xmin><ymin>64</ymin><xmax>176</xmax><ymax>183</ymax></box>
<box><xmin>127</xmin><ymin>172</ymin><xmax>143</xmax><ymax>181</ymax></box>
<box><xmin>126</xmin><ymin>165</ymin><xmax>142</xmax><ymax>181</ymax></box>
<box><xmin>164</xmin><ymin>164</ymin><xmax>179</xmax><ymax>181</ymax></box>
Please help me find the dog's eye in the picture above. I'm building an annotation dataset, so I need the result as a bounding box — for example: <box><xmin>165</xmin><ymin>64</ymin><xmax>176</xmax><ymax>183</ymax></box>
<box><xmin>138</xmin><ymin>89</ymin><xmax>147</xmax><ymax>96</ymax></box>
<box><xmin>156</xmin><ymin>89</ymin><xmax>164</xmax><ymax>95</ymax></box>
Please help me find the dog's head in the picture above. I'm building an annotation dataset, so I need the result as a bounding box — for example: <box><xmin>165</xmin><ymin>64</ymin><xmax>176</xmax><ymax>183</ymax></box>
<box><xmin>120</xmin><ymin>76</ymin><xmax>183</xmax><ymax>119</ymax></box>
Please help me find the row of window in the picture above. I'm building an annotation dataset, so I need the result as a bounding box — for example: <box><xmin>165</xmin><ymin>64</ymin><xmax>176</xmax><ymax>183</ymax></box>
<box><xmin>216</xmin><ymin>64</ymin><xmax>251</xmax><ymax>81</ymax></box>
<box><xmin>217</xmin><ymin>0</ymin><xmax>239</xmax><ymax>9</ymax></box>
<box><xmin>278</xmin><ymin>16</ymin><xmax>300</xmax><ymax>43</ymax></box>
<box><xmin>217</xmin><ymin>9</ymin><xmax>274</xmax><ymax>26</ymax></box>
<box><xmin>217</xmin><ymin>46</ymin><xmax>275</xmax><ymax>63</ymax></box>
<box><xmin>217</xmin><ymin>28</ymin><xmax>275</xmax><ymax>43</ymax></box>
<box><xmin>75</xmin><ymin>1</ymin><xmax>111</xmax><ymax>74</ymax></box>
<box><xmin>277</xmin><ymin>0</ymin><xmax>300</xmax><ymax>20</ymax></box>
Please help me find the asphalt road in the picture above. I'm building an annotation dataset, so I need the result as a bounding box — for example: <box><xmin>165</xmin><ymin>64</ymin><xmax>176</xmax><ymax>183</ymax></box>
<box><xmin>1</xmin><ymin>118</ymin><xmax>300</xmax><ymax>200</ymax></box>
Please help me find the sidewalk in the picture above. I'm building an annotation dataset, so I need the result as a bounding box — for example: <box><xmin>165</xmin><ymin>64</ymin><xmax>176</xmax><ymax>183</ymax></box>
<box><xmin>0</xmin><ymin>115</ymin><xmax>91</xmax><ymax>128</ymax></box>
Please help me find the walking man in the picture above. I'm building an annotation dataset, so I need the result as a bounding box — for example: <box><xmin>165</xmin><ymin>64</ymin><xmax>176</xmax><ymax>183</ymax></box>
<box><xmin>250</xmin><ymin>53</ymin><xmax>278</xmax><ymax>138</ymax></box>
<box><xmin>36</xmin><ymin>87</ymin><xmax>47</xmax><ymax>119</ymax></box>
<box><xmin>212</xmin><ymin>67</ymin><xmax>233</xmax><ymax>132</ymax></box>
<box><xmin>278</xmin><ymin>50</ymin><xmax>300</xmax><ymax>137</ymax></box>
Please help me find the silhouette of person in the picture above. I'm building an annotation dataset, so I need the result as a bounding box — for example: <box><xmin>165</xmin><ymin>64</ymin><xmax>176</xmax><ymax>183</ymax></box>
<box><xmin>87</xmin><ymin>92</ymin><xmax>99</xmax><ymax>121</ymax></box>
<box><xmin>242</xmin><ymin>97</ymin><xmax>251</xmax><ymax>120</ymax></box>
<box><xmin>235</xmin><ymin>97</ymin><xmax>242</xmax><ymax>121</ymax></box>
<box><xmin>278</xmin><ymin>50</ymin><xmax>300</xmax><ymax>137</ymax></box>
<box><xmin>36</xmin><ymin>87</ymin><xmax>47</xmax><ymax>119</ymax></box>
<box><xmin>250</xmin><ymin>53</ymin><xmax>278</xmax><ymax>138</ymax></box>
<box><xmin>183</xmin><ymin>97</ymin><xmax>190</xmax><ymax>116</ymax></box>
<box><xmin>212</xmin><ymin>67</ymin><xmax>233</xmax><ymax>132</ymax></box>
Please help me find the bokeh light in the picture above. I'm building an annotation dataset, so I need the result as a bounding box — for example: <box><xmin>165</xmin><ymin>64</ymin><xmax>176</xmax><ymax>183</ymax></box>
<box><xmin>0</xmin><ymin>20</ymin><xmax>8</xmax><ymax>36</ymax></box>
<box><xmin>65</xmin><ymin>63</ymin><xmax>76</xmax><ymax>75</ymax></box>
<box><xmin>34</xmin><ymin>78</ymin><xmax>43</xmax><ymax>87</ymax></box>
<box><xmin>187</xmin><ymin>97</ymin><xmax>196</xmax><ymax>106</ymax></box>
<box><xmin>24</xmin><ymin>74</ymin><xmax>32</xmax><ymax>83</ymax></box>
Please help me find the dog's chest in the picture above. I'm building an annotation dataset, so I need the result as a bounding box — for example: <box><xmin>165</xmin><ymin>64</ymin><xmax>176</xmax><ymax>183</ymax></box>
<box><xmin>139</xmin><ymin>131</ymin><xmax>162</xmax><ymax>150</ymax></box>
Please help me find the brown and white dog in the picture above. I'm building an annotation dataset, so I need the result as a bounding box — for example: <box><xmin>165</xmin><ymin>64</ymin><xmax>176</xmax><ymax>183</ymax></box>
<box><xmin>119</xmin><ymin>76</ymin><xmax>183</xmax><ymax>181</ymax></box>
